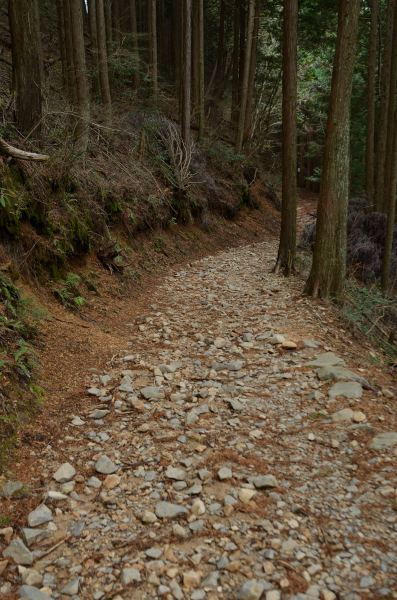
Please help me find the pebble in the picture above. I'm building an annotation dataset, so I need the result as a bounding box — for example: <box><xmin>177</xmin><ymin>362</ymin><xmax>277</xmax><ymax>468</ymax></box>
<box><xmin>3</xmin><ymin>539</ymin><xmax>33</xmax><ymax>565</ymax></box>
<box><xmin>27</xmin><ymin>505</ymin><xmax>53</xmax><ymax>528</ymax></box>
<box><xmin>53</xmin><ymin>463</ymin><xmax>76</xmax><ymax>483</ymax></box>
<box><xmin>95</xmin><ymin>455</ymin><xmax>118</xmax><ymax>474</ymax></box>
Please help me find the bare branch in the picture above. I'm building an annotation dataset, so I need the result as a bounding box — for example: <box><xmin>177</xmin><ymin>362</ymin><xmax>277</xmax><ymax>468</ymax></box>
<box><xmin>0</xmin><ymin>138</ymin><xmax>49</xmax><ymax>161</ymax></box>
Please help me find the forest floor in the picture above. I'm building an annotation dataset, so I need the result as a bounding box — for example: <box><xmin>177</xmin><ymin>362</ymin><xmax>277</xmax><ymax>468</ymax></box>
<box><xmin>1</xmin><ymin>191</ymin><xmax>397</xmax><ymax>600</ymax></box>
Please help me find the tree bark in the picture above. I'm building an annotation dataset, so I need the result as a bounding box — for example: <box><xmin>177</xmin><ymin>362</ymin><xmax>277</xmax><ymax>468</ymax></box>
<box><xmin>129</xmin><ymin>0</ymin><xmax>140</xmax><ymax>89</ymax></box>
<box><xmin>192</xmin><ymin>0</ymin><xmax>199</xmax><ymax>111</ymax></box>
<box><xmin>374</xmin><ymin>0</ymin><xmax>396</xmax><ymax>212</ymax></box>
<box><xmin>238</xmin><ymin>0</ymin><xmax>246</xmax><ymax>105</ymax></box>
<box><xmin>275</xmin><ymin>0</ymin><xmax>298</xmax><ymax>276</ymax></box>
<box><xmin>215</xmin><ymin>0</ymin><xmax>226</xmax><ymax>84</ymax></box>
<box><xmin>104</xmin><ymin>0</ymin><xmax>115</xmax><ymax>94</ymax></box>
<box><xmin>231</xmin><ymin>0</ymin><xmax>240</xmax><ymax>122</ymax></box>
<box><xmin>244</xmin><ymin>0</ymin><xmax>260</xmax><ymax>143</ymax></box>
<box><xmin>87</xmin><ymin>0</ymin><xmax>100</xmax><ymax>97</ymax></box>
<box><xmin>96</xmin><ymin>0</ymin><xmax>112</xmax><ymax>121</ymax></box>
<box><xmin>149</xmin><ymin>0</ymin><xmax>158</xmax><ymax>95</ymax></box>
<box><xmin>365</xmin><ymin>0</ymin><xmax>378</xmax><ymax>210</ymax></box>
<box><xmin>172</xmin><ymin>0</ymin><xmax>181</xmax><ymax>94</ymax></box>
<box><xmin>8</xmin><ymin>0</ymin><xmax>44</xmax><ymax>135</ymax></box>
<box><xmin>56</xmin><ymin>0</ymin><xmax>68</xmax><ymax>90</ymax></box>
<box><xmin>63</xmin><ymin>0</ymin><xmax>78</xmax><ymax>107</ymax></box>
<box><xmin>198</xmin><ymin>0</ymin><xmax>205</xmax><ymax>141</ymax></box>
<box><xmin>381</xmin><ymin>105</ymin><xmax>397</xmax><ymax>294</ymax></box>
<box><xmin>235</xmin><ymin>0</ymin><xmax>255</xmax><ymax>154</ymax></box>
<box><xmin>304</xmin><ymin>0</ymin><xmax>361</xmax><ymax>300</ymax></box>
<box><xmin>181</xmin><ymin>0</ymin><xmax>192</xmax><ymax>151</ymax></box>
<box><xmin>383</xmin><ymin>4</ymin><xmax>397</xmax><ymax>210</ymax></box>
<box><xmin>69</xmin><ymin>0</ymin><xmax>90</xmax><ymax>154</ymax></box>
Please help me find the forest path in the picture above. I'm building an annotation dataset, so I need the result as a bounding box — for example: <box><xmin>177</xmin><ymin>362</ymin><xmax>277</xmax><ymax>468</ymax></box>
<box><xmin>2</xmin><ymin>239</ymin><xmax>397</xmax><ymax>600</ymax></box>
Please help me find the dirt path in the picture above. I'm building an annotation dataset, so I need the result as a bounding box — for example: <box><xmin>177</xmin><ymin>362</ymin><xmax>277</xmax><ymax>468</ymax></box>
<box><xmin>1</xmin><ymin>234</ymin><xmax>397</xmax><ymax>600</ymax></box>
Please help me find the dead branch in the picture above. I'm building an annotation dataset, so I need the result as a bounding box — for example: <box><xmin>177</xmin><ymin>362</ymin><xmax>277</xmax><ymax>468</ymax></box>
<box><xmin>0</xmin><ymin>138</ymin><xmax>49</xmax><ymax>162</ymax></box>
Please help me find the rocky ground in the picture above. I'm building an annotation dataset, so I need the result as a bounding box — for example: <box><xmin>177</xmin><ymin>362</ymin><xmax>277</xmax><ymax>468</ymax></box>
<box><xmin>1</xmin><ymin>240</ymin><xmax>397</xmax><ymax>600</ymax></box>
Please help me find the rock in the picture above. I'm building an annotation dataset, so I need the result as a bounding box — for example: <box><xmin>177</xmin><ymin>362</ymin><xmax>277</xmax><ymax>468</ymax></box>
<box><xmin>353</xmin><ymin>411</ymin><xmax>366</xmax><ymax>422</ymax></box>
<box><xmin>22</xmin><ymin>529</ymin><xmax>51</xmax><ymax>548</ymax></box>
<box><xmin>381</xmin><ymin>388</ymin><xmax>394</xmax><ymax>399</ymax></box>
<box><xmin>88</xmin><ymin>409</ymin><xmax>109</xmax><ymax>419</ymax></box>
<box><xmin>53</xmin><ymin>463</ymin><xmax>76</xmax><ymax>483</ymax></box>
<box><xmin>252</xmin><ymin>475</ymin><xmax>278</xmax><ymax>489</ymax></box>
<box><xmin>237</xmin><ymin>580</ymin><xmax>265</xmax><ymax>600</ymax></box>
<box><xmin>214</xmin><ymin>337</ymin><xmax>226</xmax><ymax>348</ymax></box>
<box><xmin>87</xmin><ymin>476</ymin><xmax>102</xmax><ymax>489</ymax></box>
<box><xmin>27</xmin><ymin>505</ymin><xmax>53</xmax><ymax>528</ymax></box>
<box><xmin>331</xmin><ymin>408</ymin><xmax>354</xmax><ymax>422</ymax></box>
<box><xmin>18</xmin><ymin>585</ymin><xmax>52</xmax><ymax>600</ymax></box>
<box><xmin>308</xmin><ymin>433</ymin><xmax>315</xmax><ymax>441</ymax></box>
<box><xmin>146</xmin><ymin>548</ymin><xmax>163</xmax><ymax>559</ymax></box>
<box><xmin>225</xmin><ymin>361</ymin><xmax>243</xmax><ymax>371</ymax></box>
<box><xmin>3</xmin><ymin>539</ymin><xmax>33</xmax><ymax>565</ymax></box>
<box><xmin>155</xmin><ymin>502</ymin><xmax>189</xmax><ymax>518</ymax></box>
<box><xmin>61</xmin><ymin>578</ymin><xmax>80</xmax><ymax>596</ymax></box>
<box><xmin>191</xmin><ymin>499</ymin><xmax>206</xmax><ymax>516</ymax></box>
<box><xmin>370</xmin><ymin>432</ymin><xmax>397</xmax><ymax>449</ymax></box>
<box><xmin>228</xmin><ymin>398</ymin><xmax>245</xmax><ymax>411</ymax></box>
<box><xmin>140</xmin><ymin>386</ymin><xmax>164</xmax><ymax>400</ymax></box>
<box><xmin>306</xmin><ymin>352</ymin><xmax>346</xmax><ymax>368</ymax></box>
<box><xmin>142</xmin><ymin>511</ymin><xmax>157</xmax><ymax>523</ymax></box>
<box><xmin>120</xmin><ymin>568</ymin><xmax>141</xmax><ymax>585</ymax></box>
<box><xmin>0</xmin><ymin>527</ymin><xmax>13</xmax><ymax>543</ymax></box>
<box><xmin>306</xmin><ymin>390</ymin><xmax>325</xmax><ymax>401</ymax></box>
<box><xmin>103</xmin><ymin>474</ymin><xmax>120</xmax><ymax>490</ymax></box>
<box><xmin>87</xmin><ymin>388</ymin><xmax>102</xmax><ymax>396</ymax></box>
<box><xmin>2</xmin><ymin>481</ymin><xmax>24</xmax><ymax>497</ymax></box>
<box><xmin>165</xmin><ymin>466</ymin><xmax>186</xmax><ymax>481</ymax></box>
<box><xmin>21</xmin><ymin>569</ymin><xmax>43</xmax><ymax>588</ymax></box>
<box><xmin>172</xmin><ymin>524</ymin><xmax>188</xmax><ymax>538</ymax></box>
<box><xmin>315</xmin><ymin>365</ymin><xmax>368</xmax><ymax>385</ymax></box>
<box><xmin>201</xmin><ymin>571</ymin><xmax>219</xmax><ymax>586</ymax></box>
<box><xmin>47</xmin><ymin>491</ymin><xmax>67</xmax><ymax>501</ymax></box>
<box><xmin>281</xmin><ymin>341</ymin><xmax>297</xmax><ymax>349</ymax></box>
<box><xmin>328</xmin><ymin>381</ymin><xmax>363</xmax><ymax>400</ymax></box>
<box><xmin>137</xmin><ymin>423</ymin><xmax>150</xmax><ymax>432</ymax></box>
<box><xmin>183</xmin><ymin>571</ymin><xmax>201</xmax><ymax>587</ymax></box>
<box><xmin>266</xmin><ymin>592</ymin><xmax>281</xmax><ymax>600</ymax></box>
<box><xmin>238</xmin><ymin>488</ymin><xmax>255</xmax><ymax>504</ymax></box>
<box><xmin>169</xmin><ymin>579</ymin><xmax>184</xmax><ymax>600</ymax></box>
<box><xmin>269</xmin><ymin>334</ymin><xmax>286</xmax><ymax>345</ymax></box>
<box><xmin>218</xmin><ymin>466</ymin><xmax>232</xmax><ymax>480</ymax></box>
<box><xmin>95</xmin><ymin>455</ymin><xmax>118</xmax><ymax>474</ymax></box>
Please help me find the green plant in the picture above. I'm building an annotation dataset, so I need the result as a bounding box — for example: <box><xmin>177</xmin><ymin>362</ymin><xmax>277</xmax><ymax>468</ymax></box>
<box><xmin>0</xmin><ymin>515</ymin><xmax>10</xmax><ymax>526</ymax></box>
<box><xmin>51</xmin><ymin>272</ymin><xmax>85</xmax><ymax>310</ymax></box>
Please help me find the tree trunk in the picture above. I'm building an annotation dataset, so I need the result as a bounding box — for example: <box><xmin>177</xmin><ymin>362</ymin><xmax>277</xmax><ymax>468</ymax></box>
<box><xmin>56</xmin><ymin>0</ymin><xmax>68</xmax><ymax>90</ymax></box>
<box><xmin>304</xmin><ymin>0</ymin><xmax>361</xmax><ymax>300</ymax></box>
<box><xmin>231</xmin><ymin>0</ymin><xmax>240</xmax><ymax>122</ymax></box>
<box><xmin>8</xmin><ymin>0</ymin><xmax>44</xmax><ymax>135</ymax></box>
<box><xmin>192</xmin><ymin>0</ymin><xmax>199</xmax><ymax>111</ymax></box>
<box><xmin>243</xmin><ymin>0</ymin><xmax>260</xmax><ymax>143</ymax></box>
<box><xmin>381</xmin><ymin>106</ymin><xmax>397</xmax><ymax>294</ymax></box>
<box><xmin>238</xmin><ymin>0</ymin><xmax>246</xmax><ymax>105</ymax></box>
<box><xmin>96</xmin><ymin>0</ymin><xmax>112</xmax><ymax>121</ymax></box>
<box><xmin>198</xmin><ymin>0</ymin><xmax>205</xmax><ymax>141</ymax></box>
<box><xmin>172</xmin><ymin>0</ymin><xmax>181</xmax><ymax>94</ymax></box>
<box><xmin>374</xmin><ymin>0</ymin><xmax>396</xmax><ymax>212</ymax></box>
<box><xmin>149</xmin><ymin>0</ymin><xmax>158</xmax><ymax>95</ymax></box>
<box><xmin>365</xmin><ymin>0</ymin><xmax>378</xmax><ymax>210</ymax></box>
<box><xmin>215</xmin><ymin>0</ymin><xmax>226</xmax><ymax>84</ymax></box>
<box><xmin>104</xmin><ymin>0</ymin><xmax>115</xmax><ymax>94</ymax></box>
<box><xmin>63</xmin><ymin>0</ymin><xmax>78</xmax><ymax>107</ymax></box>
<box><xmin>87</xmin><ymin>0</ymin><xmax>100</xmax><ymax>97</ymax></box>
<box><xmin>129</xmin><ymin>0</ymin><xmax>140</xmax><ymax>89</ymax></box>
<box><xmin>69</xmin><ymin>0</ymin><xmax>90</xmax><ymax>154</ymax></box>
<box><xmin>235</xmin><ymin>0</ymin><xmax>255</xmax><ymax>154</ymax></box>
<box><xmin>181</xmin><ymin>0</ymin><xmax>192</xmax><ymax>151</ymax></box>
<box><xmin>383</xmin><ymin>4</ymin><xmax>397</xmax><ymax>210</ymax></box>
<box><xmin>275</xmin><ymin>0</ymin><xmax>298</xmax><ymax>277</ymax></box>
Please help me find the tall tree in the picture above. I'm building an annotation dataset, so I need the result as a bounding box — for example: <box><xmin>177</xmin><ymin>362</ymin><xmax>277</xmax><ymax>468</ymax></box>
<box><xmin>69</xmin><ymin>0</ymin><xmax>90</xmax><ymax>154</ymax></box>
<box><xmin>235</xmin><ymin>0</ymin><xmax>255</xmax><ymax>154</ymax></box>
<box><xmin>383</xmin><ymin>3</ymin><xmax>397</xmax><ymax>210</ymax></box>
<box><xmin>215</xmin><ymin>0</ymin><xmax>226</xmax><ymax>84</ymax></box>
<box><xmin>96</xmin><ymin>0</ymin><xmax>112</xmax><ymax>120</ymax></box>
<box><xmin>129</xmin><ymin>0</ymin><xmax>140</xmax><ymax>89</ymax></box>
<box><xmin>244</xmin><ymin>0</ymin><xmax>261</xmax><ymax>143</ymax></box>
<box><xmin>274</xmin><ymin>0</ymin><xmax>298</xmax><ymax>276</ymax></box>
<box><xmin>87</xmin><ymin>0</ymin><xmax>100</xmax><ymax>97</ymax></box>
<box><xmin>56</xmin><ymin>0</ymin><xmax>68</xmax><ymax>90</ymax></box>
<box><xmin>365</xmin><ymin>0</ymin><xmax>378</xmax><ymax>210</ymax></box>
<box><xmin>104</xmin><ymin>0</ymin><xmax>115</xmax><ymax>94</ymax></box>
<box><xmin>198</xmin><ymin>0</ymin><xmax>205</xmax><ymax>141</ymax></box>
<box><xmin>172</xmin><ymin>0</ymin><xmax>182</xmax><ymax>93</ymax></box>
<box><xmin>381</xmin><ymin>108</ymin><xmax>397</xmax><ymax>294</ymax></box>
<box><xmin>148</xmin><ymin>0</ymin><xmax>158</xmax><ymax>95</ymax></box>
<box><xmin>181</xmin><ymin>0</ymin><xmax>192</xmax><ymax>150</ymax></box>
<box><xmin>231</xmin><ymin>0</ymin><xmax>240</xmax><ymax>122</ymax></box>
<box><xmin>304</xmin><ymin>0</ymin><xmax>361</xmax><ymax>300</ymax></box>
<box><xmin>374</xmin><ymin>0</ymin><xmax>396</xmax><ymax>212</ymax></box>
<box><xmin>8</xmin><ymin>0</ymin><xmax>44</xmax><ymax>135</ymax></box>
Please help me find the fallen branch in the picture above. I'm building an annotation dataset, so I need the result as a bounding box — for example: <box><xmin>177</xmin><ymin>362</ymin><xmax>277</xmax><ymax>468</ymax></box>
<box><xmin>38</xmin><ymin>535</ymin><xmax>70</xmax><ymax>560</ymax></box>
<box><xmin>0</xmin><ymin>138</ymin><xmax>49</xmax><ymax>162</ymax></box>
<box><xmin>51</xmin><ymin>316</ymin><xmax>90</xmax><ymax>328</ymax></box>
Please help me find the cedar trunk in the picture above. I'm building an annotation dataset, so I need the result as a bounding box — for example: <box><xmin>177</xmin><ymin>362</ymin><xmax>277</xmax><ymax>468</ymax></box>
<box><xmin>235</xmin><ymin>0</ymin><xmax>255</xmax><ymax>154</ymax></box>
<box><xmin>149</xmin><ymin>0</ymin><xmax>158</xmax><ymax>95</ymax></box>
<box><xmin>198</xmin><ymin>0</ymin><xmax>205</xmax><ymax>141</ymax></box>
<box><xmin>374</xmin><ymin>0</ymin><xmax>396</xmax><ymax>212</ymax></box>
<box><xmin>244</xmin><ymin>0</ymin><xmax>260</xmax><ymax>143</ymax></box>
<box><xmin>304</xmin><ymin>0</ymin><xmax>361</xmax><ymax>300</ymax></box>
<box><xmin>129</xmin><ymin>0</ymin><xmax>140</xmax><ymax>89</ymax></box>
<box><xmin>96</xmin><ymin>0</ymin><xmax>112</xmax><ymax>120</ymax></box>
<box><xmin>365</xmin><ymin>0</ymin><xmax>378</xmax><ymax>210</ymax></box>
<box><xmin>56</xmin><ymin>0</ymin><xmax>68</xmax><ymax>90</ymax></box>
<box><xmin>275</xmin><ymin>0</ymin><xmax>298</xmax><ymax>276</ymax></box>
<box><xmin>8</xmin><ymin>0</ymin><xmax>44</xmax><ymax>135</ymax></box>
<box><xmin>181</xmin><ymin>0</ymin><xmax>192</xmax><ymax>151</ymax></box>
<box><xmin>69</xmin><ymin>0</ymin><xmax>90</xmax><ymax>154</ymax></box>
<box><xmin>215</xmin><ymin>0</ymin><xmax>226</xmax><ymax>84</ymax></box>
<box><xmin>231</xmin><ymin>0</ymin><xmax>240</xmax><ymax>122</ymax></box>
<box><xmin>87</xmin><ymin>0</ymin><xmax>100</xmax><ymax>97</ymax></box>
<box><xmin>383</xmin><ymin>5</ymin><xmax>397</xmax><ymax>210</ymax></box>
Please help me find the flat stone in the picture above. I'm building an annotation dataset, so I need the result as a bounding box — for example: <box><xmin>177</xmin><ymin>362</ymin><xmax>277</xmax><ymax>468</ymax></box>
<box><xmin>3</xmin><ymin>539</ymin><xmax>33</xmax><ymax>565</ymax></box>
<box><xmin>88</xmin><ymin>409</ymin><xmax>109</xmax><ymax>419</ymax></box>
<box><xmin>228</xmin><ymin>398</ymin><xmax>245</xmax><ymax>411</ymax></box>
<box><xmin>87</xmin><ymin>388</ymin><xmax>102</xmax><ymax>396</ymax></box>
<box><xmin>214</xmin><ymin>337</ymin><xmax>226</xmax><ymax>348</ymax></box>
<box><xmin>140</xmin><ymin>386</ymin><xmax>164</xmax><ymax>400</ymax></box>
<box><xmin>252</xmin><ymin>475</ymin><xmax>278</xmax><ymax>489</ymax></box>
<box><xmin>165</xmin><ymin>466</ymin><xmax>186</xmax><ymax>481</ymax></box>
<box><xmin>87</xmin><ymin>476</ymin><xmax>102</xmax><ymax>489</ymax></box>
<box><xmin>370</xmin><ymin>432</ymin><xmax>397</xmax><ymax>449</ymax></box>
<box><xmin>315</xmin><ymin>365</ymin><xmax>368</xmax><ymax>385</ymax></box>
<box><xmin>281</xmin><ymin>341</ymin><xmax>297</xmax><ymax>349</ymax></box>
<box><xmin>27</xmin><ymin>505</ymin><xmax>53</xmax><ymax>527</ymax></box>
<box><xmin>137</xmin><ymin>423</ymin><xmax>150</xmax><ymax>432</ymax></box>
<box><xmin>60</xmin><ymin>578</ymin><xmax>80</xmax><ymax>596</ymax></box>
<box><xmin>120</xmin><ymin>568</ymin><xmax>141</xmax><ymax>585</ymax></box>
<box><xmin>239</xmin><ymin>488</ymin><xmax>255</xmax><ymax>504</ymax></box>
<box><xmin>155</xmin><ymin>502</ymin><xmax>189</xmax><ymax>518</ymax></box>
<box><xmin>237</xmin><ymin>580</ymin><xmax>266</xmax><ymax>600</ymax></box>
<box><xmin>353</xmin><ymin>411</ymin><xmax>366</xmax><ymax>422</ymax></box>
<box><xmin>201</xmin><ymin>571</ymin><xmax>219</xmax><ymax>586</ymax></box>
<box><xmin>328</xmin><ymin>381</ymin><xmax>363</xmax><ymax>400</ymax></box>
<box><xmin>21</xmin><ymin>569</ymin><xmax>43</xmax><ymax>588</ymax></box>
<box><xmin>158</xmin><ymin>362</ymin><xmax>182</xmax><ymax>373</ymax></box>
<box><xmin>225</xmin><ymin>361</ymin><xmax>243</xmax><ymax>371</ymax></box>
<box><xmin>22</xmin><ymin>528</ymin><xmax>51</xmax><ymax>548</ymax></box>
<box><xmin>218</xmin><ymin>467</ymin><xmax>232</xmax><ymax>480</ymax></box>
<box><xmin>18</xmin><ymin>585</ymin><xmax>52</xmax><ymax>600</ymax></box>
<box><xmin>172</xmin><ymin>524</ymin><xmax>188</xmax><ymax>538</ymax></box>
<box><xmin>103</xmin><ymin>474</ymin><xmax>120</xmax><ymax>489</ymax></box>
<box><xmin>306</xmin><ymin>390</ymin><xmax>325</xmax><ymax>401</ymax></box>
<box><xmin>306</xmin><ymin>352</ymin><xmax>346</xmax><ymax>368</ymax></box>
<box><xmin>95</xmin><ymin>455</ymin><xmax>118</xmax><ymax>474</ymax></box>
<box><xmin>146</xmin><ymin>548</ymin><xmax>163</xmax><ymax>559</ymax></box>
<box><xmin>331</xmin><ymin>408</ymin><xmax>354</xmax><ymax>422</ymax></box>
<box><xmin>2</xmin><ymin>481</ymin><xmax>24</xmax><ymax>497</ymax></box>
<box><xmin>269</xmin><ymin>334</ymin><xmax>286</xmax><ymax>345</ymax></box>
<box><xmin>142</xmin><ymin>511</ymin><xmax>157</xmax><ymax>523</ymax></box>
<box><xmin>71</xmin><ymin>417</ymin><xmax>85</xmax><ymax>426</ymax></box>
<box><xmin>53</xmin><ymin>463</ymin><xmax>76</xmax><ymax>483</ymax></box>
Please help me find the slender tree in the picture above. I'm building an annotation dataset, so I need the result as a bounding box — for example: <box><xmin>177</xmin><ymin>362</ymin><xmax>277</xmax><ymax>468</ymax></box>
<box><xmin>69</xmin><ymin>0</ymin><xmax>90</xmax><ymax>154</ymax></box>
<box><xmin>381</xmin><ymin>108</ymin><xmax>397</xmax><ymax>294</ymax></box>
<box><xmin>129</xmin><ymin>0</ymin><xmax>140</xmax><ymax>89</ymax></box>
<box><xmin>181</xmin><ymin>0</ymin><xmax>192</xmax><ymax>151</ymax></box>
<box><xmin>235</xmin><ymin>0</ymin><xmax>255</xmax><ymax>154</ymax></box>
<box><xmin>365</xmin><ymin>0</ymin><xmax>378</xmax><ymax>210</ymax></box>
<box><xmin>275</xmin><ymin>0</ymin><xmax>298</xmax><ymax>276</ymax></box>
<box><xmin>87</xmin><ymin>0</ymin><xmax>100</xmax><ymax>97</ymax></box>
<box><xmin>172</xmin><ymin>0</ymin><xmax>182</xmax><ymax>93</ymax></box>
<box><xmin>244</xmin><ymin>0</ymin><xmax>261</xmax><ymax>143</ymax></box>
<box><xmin>231</xmin><ymin>0</ymin><xmax>240</xmax><ymax>122</ymax></box>
<box><xmin>56</xmin><ymin>0</ymin><xmax>68</xmax><ymax>90</ymax></box>
<box><xmin>374</xmin><ymin>0</ymin><xmax>396</xmax><ymax>212</ymax></box>
<box><xmin>104</xmin><ymin>0</ymin><xmax>115</xmax><ymax>94</ymax></box>
<box><xmin>215</xmin><ymin>0</ymin><xmax>226</xmax><ymax>84</ymax></box>
<box><xmin>96</xmin><ymin>0</ymin><xmax>112</xmax><ymax>120</ymax></box>
<box><xmin>304</xmin><ymin>0</ymin><xmax>361</xmax><ymax>299</ymax></box>
<box><xmin>383</xmin><ymin>4</ymin><xmax>397</xmax><ymax>210</ymax></box>
<box><xmin>198</xmin><ymin>0</ymin><xmax>205</xmax><ymax>141</ymax></box>
<box><xmin>8</xmin><ymin>0</ymin><xmax>44</xmax><ymax>135</ymax></box>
